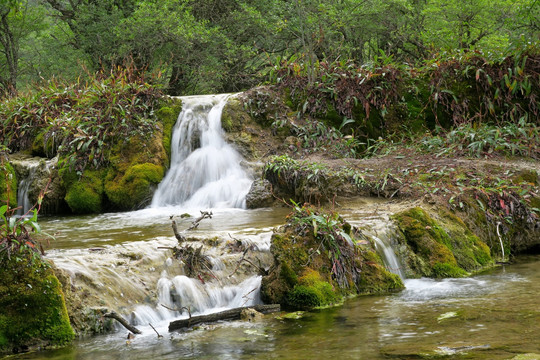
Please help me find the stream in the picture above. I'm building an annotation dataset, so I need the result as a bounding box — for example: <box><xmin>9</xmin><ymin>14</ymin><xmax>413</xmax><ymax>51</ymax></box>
<box><xmin>8</xmin><ymin>206</ymin><xmax>540</xmax><ymax>359</ymax></box>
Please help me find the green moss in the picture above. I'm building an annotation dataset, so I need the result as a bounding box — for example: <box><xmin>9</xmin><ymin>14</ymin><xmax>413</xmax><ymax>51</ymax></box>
<box><xmin>394</xmin><ymin>207</ymin><xmax>493</xmax><ymax>278</ymax></box>
<box><xmin>286</xmin><ymin>285</ymin><xmax>324</xmax><ymax>310</ymax></box>
<box><xmin>156</xmin><ymin>98</ymin><xmax>182</xmax><ymax>161</ymax></box>
<box><xmin>357</xmin><ymin>251</ymin><xmax>404</xmax><ymax>292</ymax></box>
<box><xmin>105</xmin><ymin>163</ymin><xmax>164</xmax><ymax>210</ymax></box>
<box><xmin>432</xmin><ymin>262</ymin><xmax>467</xmax><ymax>277</ymax></box>
<box><xmin>0</xmin><ymin>255</ymin><xmax>74</xmax><ymax>351</ymax></box>
<box><xmin>0</xmin><ymin>161</ymin><xmax>17</xmax><ymax>207</ymax></box>
<box><xmin>62</xmin><ymin>169</ymin><xmax>104</xmax><ymax>214</ymax></box>
<box><xmin>279</xmin><ymin>261</ymin><xmax>298</xmax><ymax>288</ymax></box>
<box><xmin>512</xmin><ymin>169</ymin><xmax>538</xmax><ymax>185</ymax></box>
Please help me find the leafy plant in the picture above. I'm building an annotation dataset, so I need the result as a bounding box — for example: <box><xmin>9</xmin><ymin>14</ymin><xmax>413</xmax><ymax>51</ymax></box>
<box><xmin>287</xmin><ymin>202</ymin><xmax>360</xmax><ymax>289</ymax></box>
<box><xmin>0</xmin><ymin>64</ymin><xmax>163</xmax><ymax>175</ymax></box>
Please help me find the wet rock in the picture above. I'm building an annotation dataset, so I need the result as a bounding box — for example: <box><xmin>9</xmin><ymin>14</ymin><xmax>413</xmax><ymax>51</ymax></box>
<box><xmin>245</xmin><ymin>179</ymin><xmax>274</xmax><ymax>209</ymax></box>
<box><xmin>240</xmin><ymin>308</ymin><xmax>263</xmax><ymax>322</ymax></box>
<box><xmin>9</xmin><ymin>154</ymin><xmax>67</xmax><ymax>214</ymax></box>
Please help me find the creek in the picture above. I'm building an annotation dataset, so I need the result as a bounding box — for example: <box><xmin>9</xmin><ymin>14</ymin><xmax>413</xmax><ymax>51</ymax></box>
<box><xmin>5</xmin><ymin>95</ymin><xmax>539</xmax><ymax>359</ymax></box>
<box><xmin>11</xmin><ymin>208</ymin><xmax>540</xmax><ymax>360</ymax></box>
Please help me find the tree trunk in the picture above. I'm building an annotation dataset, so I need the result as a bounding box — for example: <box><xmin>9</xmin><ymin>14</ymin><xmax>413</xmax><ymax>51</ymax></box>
<box><xmin>168</xmin><ymin>304</ymin><xmax>281</xmax><ymax>332</ymax></box>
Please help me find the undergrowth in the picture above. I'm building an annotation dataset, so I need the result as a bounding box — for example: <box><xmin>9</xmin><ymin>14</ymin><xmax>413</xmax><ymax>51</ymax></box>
<box><xmin>0</xmin><ymin>66</ymin><xmax>163</xmax><ymax>174</ymax></box>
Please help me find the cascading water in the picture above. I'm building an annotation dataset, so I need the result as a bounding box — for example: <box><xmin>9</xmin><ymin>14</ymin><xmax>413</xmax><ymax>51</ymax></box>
<box><xmin>372</xmin><ymin>234</ymin><xmax>405</xmax><ymax>280</ymax></box>
<box><xmin>12</xmin><ymin>156</ymin><xmax>57</xmax><ymax>215</ymax></box>
<box><xmin>16</xmin><ymin>163</ymin><xmax>38</xmax><ymax>215</ymax></box>
<box><xmin>151</xmin><ymin>94</ymin><xmax>252</xmax><ymax>208</ymax></box>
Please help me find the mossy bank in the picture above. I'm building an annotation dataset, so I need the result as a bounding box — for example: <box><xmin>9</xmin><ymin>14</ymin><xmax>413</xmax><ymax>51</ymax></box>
<box><xmin>0</xmin><ymin>255</ymin><xmax>74</xmax><ymax>353</ymax></box>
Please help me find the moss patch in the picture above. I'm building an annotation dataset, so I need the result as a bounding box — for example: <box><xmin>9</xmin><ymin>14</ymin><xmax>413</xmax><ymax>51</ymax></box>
<box><xmin>156</xmin><ymin>98</ymin><xmax>182</xmax><ymax>161</ymax></box>
<box><xmin>105</xmin><ymin>163</ymin><xmax>164</xmax><ymax>210</ymax></box>
<box><xmin>393</xmin><ymin>207</ymin><xmax>493</xmax><ymax>278</ymax></box>
<box><xmin>0</xmin><ymin>255</ymin><xmax>74</xmax><ymax>352</ymax></box>
<box><xmin>61</xmin><ymin>168</ymin><xmax>104</xmax><ymax>214</ymax></box>
<box><xmin>0</xmin><ymin>161</ymin><xmax>17</xmax><ymax>208</ymax></box>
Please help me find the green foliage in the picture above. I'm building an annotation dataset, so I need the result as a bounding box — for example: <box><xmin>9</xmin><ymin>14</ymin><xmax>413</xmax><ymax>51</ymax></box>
<box><xmin>1</xmin><ymin>155</ymin><xmax>52</xmax><ymax>266</ymax></box>
<box><xmin>0</xmin><ymin>67</ymin><xmax>163</xmax><ymax>174</ymax></box>
<box><xmin>0</xmin><ymin>158</ymin><xmax>17</xmax><ymax>208</ymax></box>
<box><xmin>420</xmin><ymin>121</ymin><xmax>540</xmax><ymax>158</ymax></box>
<box><xmin>272</xmin><ymin>47</ymin><xmax>539</xmax><ymax>149</ymax></box>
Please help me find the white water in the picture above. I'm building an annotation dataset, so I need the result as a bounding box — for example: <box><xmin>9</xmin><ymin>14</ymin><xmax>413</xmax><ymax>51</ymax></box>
<box><xmin>16</xmin><ymin>163</ymin><xmax>37</xmax><ymax>215</ymax></box>
<box><xmin>372</xmin><ymin>234</ymin><xmax>405</xmax><ymax>279</ymax></box>
<box><xmin>151</xmin><ymin>94</ymin><xmax>252</xmax><ymax>208</ymax></box>
<box><xmin>14</xmin><ymin>156</ymin><xmax>56</xmax><ymax>215</ymax></box>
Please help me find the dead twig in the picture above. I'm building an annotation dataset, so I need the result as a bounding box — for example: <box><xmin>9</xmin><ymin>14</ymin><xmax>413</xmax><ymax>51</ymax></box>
<box><xmin>149</xmin><ymin>323</ymin><xmax>163</xmax><ymax>338</ymax></box>
<box><xmin>104</xmin><ymin>311</ymin><xmax>141</xmax><ymax>334</ymax></box>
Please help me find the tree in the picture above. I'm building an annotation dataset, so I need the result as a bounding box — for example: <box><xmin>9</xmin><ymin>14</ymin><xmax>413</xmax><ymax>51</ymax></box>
<box><xmin>0</xmin><ymin>0</ymin><xmax>43</xmax><ymax>96</ymax></box>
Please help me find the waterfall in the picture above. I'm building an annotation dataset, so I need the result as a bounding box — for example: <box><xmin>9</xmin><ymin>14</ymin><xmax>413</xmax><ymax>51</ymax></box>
<box><xmin>372</xmin><ymin>234</ymin><xmax>405</xmax><ymax>279</ymax></box>
<box><xmin>16</xmin><ymin>163</ymin><xmax>39</xmax><ymax>215</ymax></box>
<box><xmin>151</xmin><ymin>94</ymin><xmax>252</xmax><ymax>208</ymax></box>
<box><xmin>13</xmin><ymin>156</ymin><xmax>57</xmax><ymax>215</ymax></box>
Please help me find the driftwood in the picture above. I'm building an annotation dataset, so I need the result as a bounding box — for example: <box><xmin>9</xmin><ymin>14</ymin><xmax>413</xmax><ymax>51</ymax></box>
<box><xmin>172</xmin><ymin>220</ymin><xmax>186</xmax><ymax>243</ymax></box>
<box><xmin>168</xmin><ymin>304</ymin><xmax>281</xmax><ymax>332</ymax></box>
<box><xmin>104</xmin><ymin>311</ymin><xmax>141</xmax><ymax>334</ymax></box>
<box><xmin>187</xmin><ymin>211</ymin><xmax>213</xmax><ymax>231</ymax></box>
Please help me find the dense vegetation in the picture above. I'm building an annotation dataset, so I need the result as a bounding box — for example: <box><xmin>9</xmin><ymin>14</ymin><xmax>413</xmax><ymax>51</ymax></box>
<box><xmin>0</xmin><ymin>0</ymin><xmax>538</xmax><ymax>97</ymax></box>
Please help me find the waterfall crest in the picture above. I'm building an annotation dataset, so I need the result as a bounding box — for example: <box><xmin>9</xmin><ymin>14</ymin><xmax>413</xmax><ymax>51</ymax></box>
<box><xmin>151</xmin><ymin>94</ymin><xmax>252</xmax><ymax>208</ymax></box>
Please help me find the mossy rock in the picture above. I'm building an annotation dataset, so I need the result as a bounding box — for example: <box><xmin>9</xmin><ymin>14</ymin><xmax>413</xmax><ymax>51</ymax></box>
<box><xmin>61</xmin><ymin>168</ymin><xmax>105</xmax><ymax>214</ymax></box>
<box><xmin>30</xmin><ymin>127</ymin><xmax>58</xmax><ymax>159</ymax></box>
<box><xmin>0</xmin><ymin>161</ymin><xmax>17</xmax><ymax>208</ymax></box>
<box><xmin>104</xmin><ymin>122</ymin><xmax>168</xmax><ymax>211</ymax></box>
<box><xmin>356</xmin><ymin>250</ymin><xmax>404</xmax><ymax>293</ymax></box>
<box><xmin>262</xmin><ymin>208</ymin><xmax>404</xmax><ymax>310</ymax></box>
<box><xmin>392</xmin><ymin>207</ymin><xmax>493</xmax><ymax>278</ymax></box>
<box><xmin>0</xmin><ymin>254</ymin><xmax>74</xmax><ymax>352</ymax></box>
<box><xmin>156</xmin><ymin>98</ymin><xmax>182</xmax><ymax>161</ymax></box>
<box><xmin>105</xmin><ymin>163</ymin><xmax>164</xmax><ymax>210</ymax></box>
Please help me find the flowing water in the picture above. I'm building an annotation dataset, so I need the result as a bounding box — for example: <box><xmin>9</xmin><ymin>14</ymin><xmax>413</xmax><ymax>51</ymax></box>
<box><xmin>13</xmin><ymin>208</ymin><xmax>540</xmax><ymax>360</ymax></box>
<box><xmin>6</xmin><ymin>96</ymin><xmax>539</xmax><ymax>359</ymax></box>
<box><xmin>151</xmin><ymin>94</ymin><xmax>251</xmax><ymax>209</ymax></box>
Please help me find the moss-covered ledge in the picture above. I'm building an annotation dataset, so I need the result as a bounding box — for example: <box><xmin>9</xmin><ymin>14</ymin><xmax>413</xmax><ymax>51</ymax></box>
<box><xmin>261</xmin><ymin>205</ymin><xmax>403</xmax><ymax>310</ymax></box>
<box><xmin>0</xmin><ymin>255</ymin><xmax>74</xmax><ymax>353</ymax></box>
<box><xmin>392</xmin><ymin>207</ymin><xmax>493</xmax><ymax>278</ymax></box>
<box><xmin>56</xmin><ymin>97</ymin><xmax>182</xmax><ymax>214</ymax></box>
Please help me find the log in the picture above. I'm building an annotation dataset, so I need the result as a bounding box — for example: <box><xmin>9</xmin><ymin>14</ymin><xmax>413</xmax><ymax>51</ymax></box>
<box><xmin>168</xmin><ymin>304</ymin><xmax>280</xmax><ymax>332</ymax></box>
<box><xmin>104</xmin><ymin>311</ymin><xmax>142</xmax><ymax>334</ymax></box>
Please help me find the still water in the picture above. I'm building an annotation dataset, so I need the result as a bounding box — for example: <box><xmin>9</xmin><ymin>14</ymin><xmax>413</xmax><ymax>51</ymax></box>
<box><xmin>5</xmin><ymin>206</ymin><xmax>540</xmax><ymax>360</ymax></box>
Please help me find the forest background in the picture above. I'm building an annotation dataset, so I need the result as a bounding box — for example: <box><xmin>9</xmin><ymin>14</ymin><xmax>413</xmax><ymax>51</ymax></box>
<box><xmin>1</xmin><ymin>0</ymin><xmax>538</xmax><ymax>97</ymax></box>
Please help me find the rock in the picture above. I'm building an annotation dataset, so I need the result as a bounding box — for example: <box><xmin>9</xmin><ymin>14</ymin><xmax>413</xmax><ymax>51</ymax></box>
<box><xmin>245</xmin><ymin>179</ymin><xmax>274</xmax><ymax>209</ymax></box>
<box><xmin>240</xmin><ymin>308</ymin><xmax>264</xmax><ymax>322</ymax></box>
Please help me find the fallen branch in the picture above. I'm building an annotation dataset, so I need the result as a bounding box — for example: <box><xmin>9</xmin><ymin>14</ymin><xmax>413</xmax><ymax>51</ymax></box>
<box><xmin>161</xmin><ymin>304</ymin><xmax>192</xmax><ymax>318</ymax></box>
<box><xmin>172</xmin><ymin>220</ymin><xmax>186</xmax><ymax>243</ymax></box>
<box><xmin>149</xmin><ymin>323</ymin><xmax>163</xmax><ymax>338</ymax></box>
<box><xmin>168</xmin><ymin>304</ymin><xmax>281</xmax><ymax>332</ymax></box>
<box><xmin>187</xmin><ymin>211</ymin><xmax>213</xmax><ymax>231</ymax></box>
<box><xmin>104</xmin><ymin>312</ymin><xmax>141</xmax><ymax>334</ymax></box>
